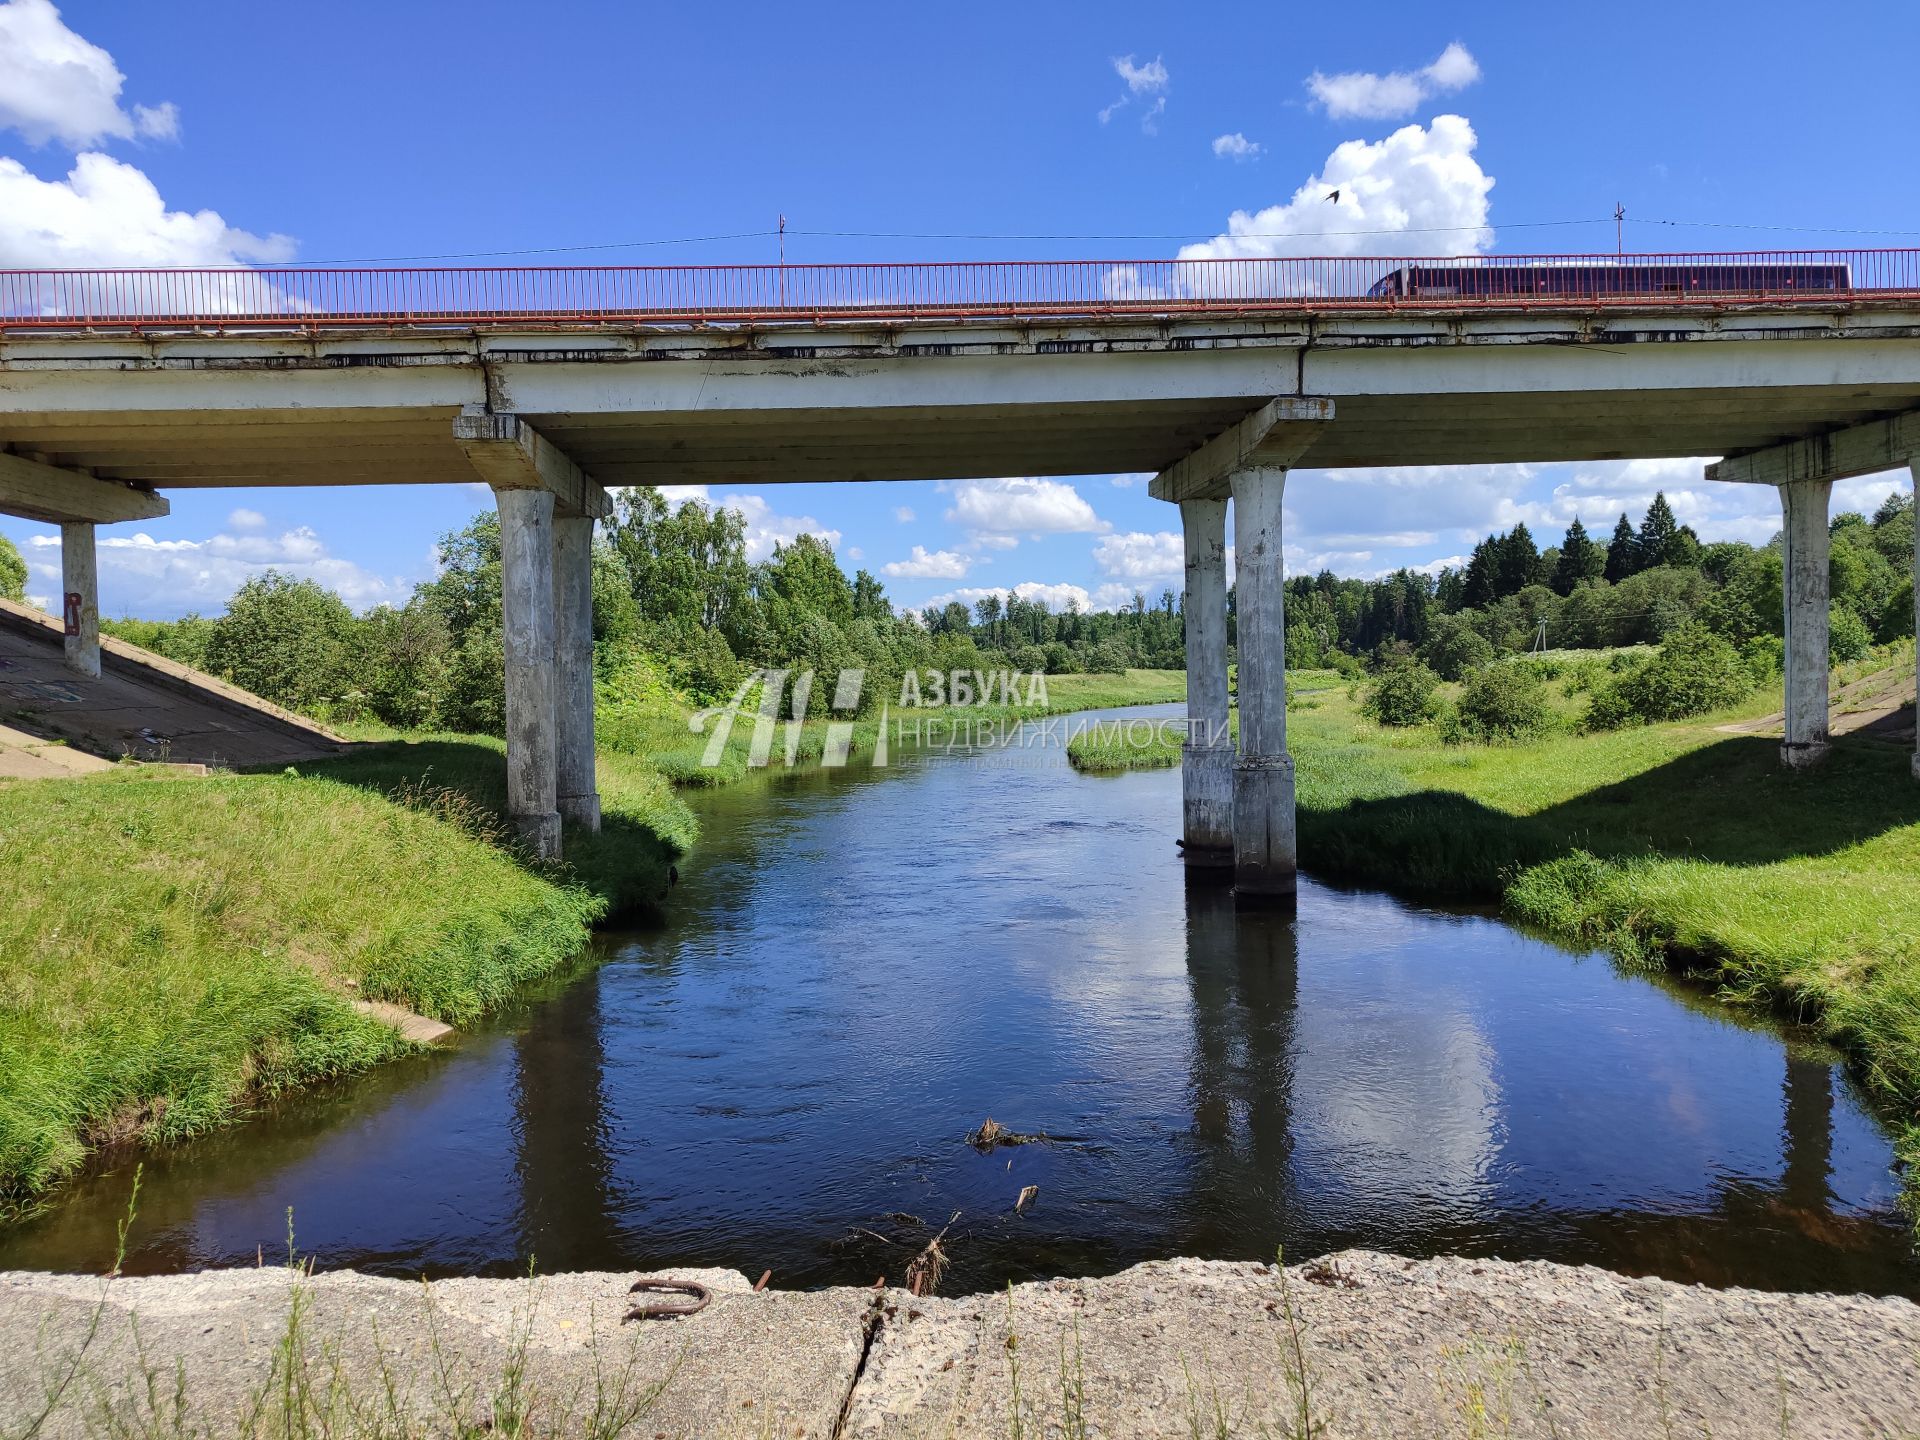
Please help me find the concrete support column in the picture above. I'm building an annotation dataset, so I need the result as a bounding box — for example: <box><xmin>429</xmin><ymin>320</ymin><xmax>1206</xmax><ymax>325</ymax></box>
<box><xmin>1778</xmin><ymin>479</ymin><xmax>1833</xmax><ymax>770</ymax></box>
<box><xmin>496</xmin><ymin>486</ymin><xmax>561</xmax><ymax>859</ymax></box>
<box><xmin>1179</xmin><ymin>498</ymin><xmax>1234</xmax><ymax>871</ymax></box>
<box><xmin>552</xmin><ymin>514</ymin><xmax>601</xmax><ymax>832</ymax></box>
<box><xmin>1229</xmin><ymin>466</ymin><xmax>1296</xmax><ymax>903</ymax></box>
<box><xmin>59</xmin><ymin>521</ymin><xmax>99</xmax><ymax>679</ymax></box>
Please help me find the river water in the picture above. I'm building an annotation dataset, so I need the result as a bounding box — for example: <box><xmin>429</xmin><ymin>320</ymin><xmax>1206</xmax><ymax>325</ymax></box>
<box><xmin>4</xmin><ymin>705</ymin><xmax>1915</xmax><ymax>1295</ymax></box>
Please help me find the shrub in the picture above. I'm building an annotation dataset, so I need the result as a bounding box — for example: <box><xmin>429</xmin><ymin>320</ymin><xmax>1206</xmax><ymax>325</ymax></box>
<box><xmin>1420</xmin><ymin>613</ymin><xmax>1495</xmax><ymax>681</ymax></box>
<box><xmin>1453</xmin><ymin>660</ymin><xmax>1553</xmax><ymax>741</ymax></box>
<box><xmin>0</xmin><ymin>533</ymin><xmax>26</xmax><ymax>602</ymax></box>
<box><xmin>1742</xmin><ymin>634</ymin><xmax>1784</xmax><ymax>685</ymax></box>
<box><xmin>1086</xmin><ymin>638</ymin><xmax>1132</xmax><ymax>675</ymax></box>
<box><xmin>1585</xmin><ymin>623</ymin><xmax>1752</xmax><ymax>729</ymax></box>
<box><xmin>204</xmin><ymin>571</ymin><xmax>356</xmax><ymax>714</ymax></box>
<box><xmin>1829</xmin><ymin>604</ymin><xmax>1872</xmax><ymax>664</ymax></box>
<box><xmin>1363</xmin><ymin>658</ymin><xmax>1440</xmax><ymax>727</ymax></box>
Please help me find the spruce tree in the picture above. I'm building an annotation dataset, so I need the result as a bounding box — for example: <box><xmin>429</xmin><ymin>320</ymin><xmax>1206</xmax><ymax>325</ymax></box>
<box><xmin>1551</xmin><ymin>516</ymin><xmax>1599</xmax><ymax>595</ymax></box>
<box><xmin>1495</xmin><ymin>522</ymin><xmax>1541</xmax><ymax>597</ymax></box>
<box><xmin>1461</xmin><ymin>536</ymin><xmax>1499</xmax><ymax>609</ymax></box>
<box><xmin>1604</xmin><ymin>513</ymin><xmax>1638</xmax><ymax>583</ymax></box>
<box><xmin>1637</xmin><ymin>492</ymin><xmax>1680</xmax><ymax>569</ymax></box>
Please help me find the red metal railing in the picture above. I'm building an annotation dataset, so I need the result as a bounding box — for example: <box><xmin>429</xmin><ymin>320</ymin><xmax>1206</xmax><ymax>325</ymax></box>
<box><xmin>2</xmin><ymin>250</ymin><xmax>1918</xmax><ymax>331</ymax></box>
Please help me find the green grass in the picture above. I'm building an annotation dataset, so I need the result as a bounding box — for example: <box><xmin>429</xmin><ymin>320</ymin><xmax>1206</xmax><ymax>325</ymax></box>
<box><xmin>1068</xmin><ymin>663</ymin><xmax>1920</xmax><ymax>1196</ymax></box>
<box><xmin>0</xmin><ymin>768</ymin><xmax>612</xmax><ymax>1214</ymax></box>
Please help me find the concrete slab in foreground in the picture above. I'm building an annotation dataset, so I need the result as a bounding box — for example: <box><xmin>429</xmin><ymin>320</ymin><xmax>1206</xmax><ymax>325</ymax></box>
<box><xmin>3</xmin><ymin>1252</ymin><xmax>1917</xmax><ymax>1438</ymax></box>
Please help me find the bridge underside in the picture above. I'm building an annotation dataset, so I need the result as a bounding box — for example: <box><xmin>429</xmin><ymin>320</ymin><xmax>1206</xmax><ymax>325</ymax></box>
<box><xmin>4</xmin><ymin>303</ymin><xmax>1918</xmax><ymax>863</ymax></box>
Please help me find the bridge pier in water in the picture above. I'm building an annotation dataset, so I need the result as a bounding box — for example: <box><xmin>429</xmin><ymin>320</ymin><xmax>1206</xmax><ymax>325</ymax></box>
<box><xmin>1178</xmin><ymin>497</ymin><xmax>1233</xmax><ymax>874</ymax></box>
<box><xmin>553</xmin><ymin>515</ymin><xmax>602</xmax><ymax>833</ymax></box>
<box><xmin>1229</xmin><ymin>466</ymin><xmax>1298</xmax><ymax>904</ymax></box>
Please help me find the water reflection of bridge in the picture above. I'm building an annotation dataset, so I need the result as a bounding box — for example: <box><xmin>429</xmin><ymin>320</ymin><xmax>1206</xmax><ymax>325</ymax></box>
<box><xmin>1167</xmin><ymin>887</ymin><xmax>1900</xmax><ymax>1293</ymax></box>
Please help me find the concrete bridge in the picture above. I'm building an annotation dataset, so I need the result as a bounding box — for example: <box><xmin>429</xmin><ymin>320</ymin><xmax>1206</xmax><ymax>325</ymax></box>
<box><xmin>2</xmin><ymin>252</ymin><xmax>1917</xmax><ymax>894</ymax></box>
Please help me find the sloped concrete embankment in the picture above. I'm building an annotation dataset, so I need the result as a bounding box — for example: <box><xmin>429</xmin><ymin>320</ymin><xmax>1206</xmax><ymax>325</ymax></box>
<box><xmin>3</xmin><ymin>1253</ymin><xmax>1917</xmax><ymax>1438</ymax></box>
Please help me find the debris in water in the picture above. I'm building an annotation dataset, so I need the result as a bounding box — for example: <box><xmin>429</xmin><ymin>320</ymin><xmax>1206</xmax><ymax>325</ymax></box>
<box><xmin>905</xmin><ymin>1212</ymin><xmax>961</xmax><ymax>1297</ymax></box>
<box><xmin>1015</xmin><ymin>1185</ymin><xmax>1039</xmax><ymax>1214</ymax></box>
<box><xmin>965</xmin><ymin>1117</ymin><xmax>1055</xmax><ymax>1152</ymax></box>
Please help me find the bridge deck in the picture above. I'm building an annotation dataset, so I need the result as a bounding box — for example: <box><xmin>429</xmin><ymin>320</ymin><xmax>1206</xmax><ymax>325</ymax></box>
<box><xmin>2</xmin><ymin>253</ymin><xmax>1918</xmax><ymax>490</ymax></box>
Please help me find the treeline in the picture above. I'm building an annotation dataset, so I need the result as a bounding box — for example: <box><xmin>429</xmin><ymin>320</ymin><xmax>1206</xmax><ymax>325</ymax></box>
<box><xmin>109</xmin><ymin>488</ymin><xmax>1182</xmax><ymax>729</ymax></box>
<box><xmin>1283</xmin><ymin>489</ymin><xmax>1916</xmax><ymax>677</ymax></box>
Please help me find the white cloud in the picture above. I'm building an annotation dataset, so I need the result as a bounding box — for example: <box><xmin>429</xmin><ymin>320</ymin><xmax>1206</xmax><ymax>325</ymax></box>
<box><xmin>927</xmin><ymin>581</ymin><xmax>1108</xmax><ymax>614</ymax></box>
<box><xmin>1306</xmin><ymin>42</ymin><xmax>1481</xmax><ymax>122</ymax></box>
<box><xmin>882</xmin><ymin>545</ymin><xmax>971</xmax><ymax>580</ymax></box>
<box><xmin>226</xmin><ymin>507</ymin><xmax>266</xmax><ymax>531</ymax></box>
<box><xmin>1109</xmin><ymin>473</ymin><xmax>1149</xmax><ymax>489</ymax></box>
<box><xmin>968</xmin><ymin>532</ymin><xmax>1020</xmax><ymax>551</ymax></box>
<box><xmin>0</xmin><ymin>151</ymin><xmax>295</xmax><ymax>265</ymax></box>
<box><xmin>130</xmin><ymin>101</ymin><xmax>177</xmax><ymax>141</ymax></box>
<box><xmin>1092</xmin><ymin>530</ymin><xmax>1184</xmax><ymax>582</ymax></box>
<box><xmin>652</xmin><ymin>484</ymin><xmax>842</xmax><ymax>563</ymax></box>
<box><xmin>1099</xmin><ymin>53</ymin><xmax>1168</xmax><ymax>128</ymax></box>
<box><xmin>23</xmin><ymin>524</ymin><xmax>405</xmax><ymax>616</ymax></box>
<box><xmin>0</xmin><ymin>0</ymin><xmax>178</xmax><ymax>148</ymax></box>
<box><xmin>1211</xmin><ymin>132</ymin><xmax>1261</xmax><ymax>161</ymax></box>
<box><xmin>942</xmin><ymin>477</ymin><xmax>1109</xmax><ymax>536</ymax></box>
<box><xmin>891</xmin><ymin>505</ymin><xmax>915</xmax><ymax>523</ymax></box>
<box><xmin>1178</xmin><ymin>114</ymin><xmax>1493</xmax><ymax>260</ymax></box>
<box><xmin>1114</xmin><ymin>54</ymin><xmax>1168</xmax><ymax>94</ymax></box>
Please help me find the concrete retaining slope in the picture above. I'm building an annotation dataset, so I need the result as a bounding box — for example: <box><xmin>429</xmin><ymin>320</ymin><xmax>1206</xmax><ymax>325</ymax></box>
<box><xmin>3</xmin><ymin>1253</ymin><xmax>1917</xmax><ymax>1439</ymax></box>
<box><xmin>0</xmin><ymin>596</ymin><xmax>343</xmax><ymax>769</ymax></box>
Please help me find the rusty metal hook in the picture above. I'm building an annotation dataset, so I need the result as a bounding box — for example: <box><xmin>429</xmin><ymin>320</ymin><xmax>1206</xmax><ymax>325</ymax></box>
<box><xmin>623</xmin><ymin>1278</ymin><xmax>712</xmax><ymax>1323</ymax></box>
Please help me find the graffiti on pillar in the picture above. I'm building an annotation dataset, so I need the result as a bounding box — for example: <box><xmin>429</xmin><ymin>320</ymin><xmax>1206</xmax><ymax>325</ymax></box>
<box><xmin>63</xmin><ymin>592</ymin><xmax>82</xmax><ymax>636</ymax></box>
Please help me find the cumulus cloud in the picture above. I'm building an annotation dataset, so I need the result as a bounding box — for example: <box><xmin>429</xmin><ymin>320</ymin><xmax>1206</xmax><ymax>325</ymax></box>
<box><xmin>0</xmin><ymin>0</ymin><xmax>178</xmax><ymax>147</ymax></box>
<box><xmin>1092</xmin><ymin>530</ymin><xmax>1184</xmax><ymax>582</ymax></box>
<box><xmin>0</xmin><ymin>151</ymin><xmax>294</xmax><ymax>265</ymax></box>
<box><xmin>882</xmin><ymin>545</ymin><xmax>971</xmax><ymax>580</ymax></box>
<box><xmin>652</xmin><ymin>484</ymin><xmax>842</xmax><ymax>563</ymax></box>
<box><xmin>1279</xmin><ymin>455</ymin><xmax>1915</xmax><ymax>575</ymax></box>
<box><xmin>968</xmin><ymin>532</ymin><xmax>1020</xmax><ymax>551</ymax></box>
<box><xmin>1306</xmin><ymin>42</ymin><xmax>1481</xmax><ymax>122</ymax></box>
<box><xmin>0</xmin><ymin>5</ymin><xmax>291</xmax><ymax>270</ymax></box>
<box><xmin>942</xmin><ymin>477</ymin><xmax>1109</xmax><ymax>536</ymax></box>
<box><xmin>21</xmin><ymin>524</ymin><xmax>405</xmax><ymax>617</ymax></box>
<box><xmin>1098</xmin><ymin>52</ymin><xmax>1168</xmax><ymax>129</ymax></box>
<box><xmin>1211</xmin><ymin>132</ymin><xmax>1261</xmax><ymax>161</ymax></box>
<box><xmin>1178</xmin><ymin>114</ymin><xmax>1493</xmax><ymax>260</ymax></box>
<box><xmin>226</xmin><ymin>507</ymin><xmax>266</xmax><ymax>531</ymax></box>
<box><xmin>891</xmin><ymin>505</ymin><xmax>915</xmax><ymax>523</ymax></box>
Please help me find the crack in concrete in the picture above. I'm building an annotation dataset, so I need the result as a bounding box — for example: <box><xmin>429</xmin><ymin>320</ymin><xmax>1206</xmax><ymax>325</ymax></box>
<box><xmin>831</xmin><ymin>1293</ymin><xmax>887</xmax><ymax>1440</ymax></box>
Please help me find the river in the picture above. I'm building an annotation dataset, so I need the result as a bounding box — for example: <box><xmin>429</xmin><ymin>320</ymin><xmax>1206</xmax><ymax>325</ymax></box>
<box><xmin>3</xmin><ymin>704</ymin><xmax>1915</xmax><ymax>1296</ymax></box>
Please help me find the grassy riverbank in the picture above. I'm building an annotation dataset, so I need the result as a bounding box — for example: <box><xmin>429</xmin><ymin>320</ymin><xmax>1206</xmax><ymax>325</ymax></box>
<box><xmin>1069</xmin><ymin>665</ymin><xmax>1920</xmax><ymax>1189</ymax></box>
<box><xmin>0</xmin><ymin>668</ymin><xmax>1182</xmax><ymax>1213</ymax></box>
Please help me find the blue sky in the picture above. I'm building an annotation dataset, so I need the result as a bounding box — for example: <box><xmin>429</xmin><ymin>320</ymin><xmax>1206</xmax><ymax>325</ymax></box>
<box><xmin>1</xmin><ymin>0</ymin><xmax>1915</xmax><ymax>618</ymax></box>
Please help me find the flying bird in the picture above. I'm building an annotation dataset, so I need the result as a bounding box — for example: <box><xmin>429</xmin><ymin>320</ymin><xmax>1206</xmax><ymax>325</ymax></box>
<box><xmin>1325</xmin><ymin>189</ymin><xmax>1341</xmax><ymax>203</ymax></box>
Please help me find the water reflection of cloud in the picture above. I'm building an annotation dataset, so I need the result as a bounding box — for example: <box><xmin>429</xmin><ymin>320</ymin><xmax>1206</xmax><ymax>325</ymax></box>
<box><xmin>1289</xmin><ymin>983</ymin><xmax>1500</xmax><ymax>1219</ymax></box>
